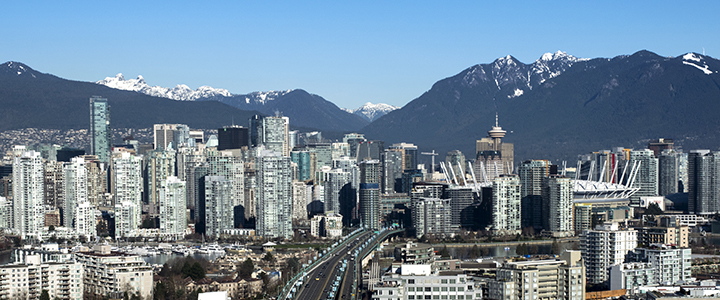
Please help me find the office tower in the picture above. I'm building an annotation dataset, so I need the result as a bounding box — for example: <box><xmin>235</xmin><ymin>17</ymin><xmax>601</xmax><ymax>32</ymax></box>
<box><xmin>56</xmin><ymin>147</ymin><xmax>85</xmax><ymax>162</ymax></box>
<box><xmin>359</xmin><ymin>159</ymin><xmax>381</xmax><ymax>230</ymax></box>
<box><xmin>324</xmin><ymin>169</ymin><xmax>352</xmax><ymax>214</ymax></box>
<box><xmin>474</xmin><ymin>115</ymin><xmax>514</xmax><ymax>182</ymax></box>
<box><xmin>648</xmin><ymin>138</ymin><xmax>674</xmax><ymax>157</ymax></box>
<box><xmin>518</xmin><ymin>160</ymin><xmax>550</xmax><ymax>230</ymax></box>
<box><xmin>543</xmin><ymin>175</ymin><xmax>574</xmax><ymax>237</ymax></box>
<box><xmin>75</xmin><ymin>202</ymin><xmax>96</xmax><ymax>239</ymax></box>
<box><xmin>255</xmin><ymin>150</ymin><xmax>293</xmax><ymax>239</ymax></box>
<box><xmin>411</xmin><ymin>197</ymin><xmax>452</xmax><ymax>238</ymax></box>
<box><xmin>218</xmin><ymin>125</ymin><xmax>249</xmax><ymax>150</ymax></box>
<box><xmin>688</xmin><ymin>150</ymin><xmax>720</xmax><ymax>214</ymax></box>
<box><xmin>249</xmin><ymin>114</ymin><xmax>263</xmax><ymax>147</ymax></box>
<box><xmin>445</xmin><ymin>150</ymin><xmax>466</xmax><ymax>183</ymax></box>
<box><xmin>381</xmin><ymin>150</ymin><xmax>403</xmax><ymax>194</ymax></box>
<box><xmin>490</xmin><ymin>175</ymin><xmax>521</xmax><ymax>236</ymax></box>
<box><xmin>658</xmin><ymin>149</ymin><xmax>679</xmax><ymax>196</ymax></box>
<box><xmin>628</xmin><ymin>149</ymin><xmax>659</xmax><ymax>206</ymax></box>
<box><xmin>203</xmin><ymin>176</ymin><xmax>234</xmax><ymax>237</ymax></box>
<box><xmin>447</xmin><ymin>187</ymin><xmax>474</xmax><ymax>230</ymax></box>
<box><xmin>356</xmin><ymin>140</ymin><xmax>384</xmax><ymax>161</ymax></box>
<box><xmin>111</xmin><ymin>151</ymin><xmax>143</xmax><ymax>226</ymax></box>
<box><xmin>389</xmin><ymin>142</ymin><xmax>418</xmax><ymax>171</ymax></box>
<box><xmin>292</xmin><ymin>181</ymin><xmax>308</xmax><ymax>222</ymax></box>
<box><xmin>12</xmin><ymin>151</ymin><xmax>44</xmax><ymax>240</ymax></box>
<box><xmin>291</xmin><ymin>150</ymin><xmax>317</xmax><ymax>181</ymax></box>
<box><xmin>63</xmin><ymin>157</ymin><xmax>87</xmax><ymax>228</ymax></box>
<box><xmin>148</xmin><ymin>147</ymin><xmax>176</xmax><ymax>213</ymax></box>
<box><xmin>153</xmin><ymin>124</ymin><xmax>184</xmax><ymax>150</ymax></box>
<box><xmin>115</xmin><ymin>201</ymin><xmax>139</xmax><ymax>238</ymax></box>
<box><xmin>172</xmin><ymin>124</ymin><xmax>192</xmax><ymax>148</ymax></box>
<box><xmin>343</xmin><ymin>133</ymin><xmax>366</xmax><ymax>158</ymax></box>
<box><xmin>189</xmin><ymin>130</ymin><xmax>204</xmax><ymax>144</ymax></box>
<box><xmin>159</xmin><ymin>176</ymin><xmax>186</xmax><ymax>240</ymax></box>
<box><xmin>297</xmin><ymin>143</ymin><xmax>333</xmax><ymax>168</ymax></box>
<box><xmin>44</xmin><ymin>161</ymin><xmax>64</xmax><ymax>208</ymax></box>
<box><xmin>331</xmin><ymin>142</ymin><xmax>350</xmax><ymax>160</ymax></box>
<box><xmin>488</xmin><ymin>251</ymin><xmax>585</xmax><ymax>300</ymax></box>
<box><xmin>89</xmin><ymin>96</ymin><xmax>111</xmax><ymax>164</ymax></box>
<box><xmin>581</xmin><ymin>222</ymin><xmax>637</xmax><ymax>284</ymax></box>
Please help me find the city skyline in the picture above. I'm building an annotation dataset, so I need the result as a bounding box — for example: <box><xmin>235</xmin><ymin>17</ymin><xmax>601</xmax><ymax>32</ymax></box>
<box><xmin>2</xmin><ymin>1</ymin><xmax>719</xmax><ymax>108</ymax></box>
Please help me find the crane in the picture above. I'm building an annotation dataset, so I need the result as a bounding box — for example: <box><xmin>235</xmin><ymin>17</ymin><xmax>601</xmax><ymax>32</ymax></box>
<box><xmin>421</xmin><ymin>150</ymin><xmax>439</xmax><ymax>173</ymax></box>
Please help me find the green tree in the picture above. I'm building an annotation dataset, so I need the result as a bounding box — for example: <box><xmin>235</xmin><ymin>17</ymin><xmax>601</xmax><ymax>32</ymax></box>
<box><xmin>287</xmin><ymin>256</ymin><xmax>300</xmax><ymax>273</ymax></box>
<box><xmin>263</xmin><ymin>252</ymin><xmax>274</xmax><ymax>262</ymax></box>
<box><xmin>469</xmin><ymin>245</ymin><xmax>481</xmax><ymax>258</ymax></box>
<box><xmin>48</xmin><ymin>225</ymin><xmax>55</xmax><ymax>232</ymax></box>
<box><xmin>239</xmin><ymin>258</ymin><xmax>254</xmax><ymax>278</ymax></box>
<box><xmin>528</xmin><ymin>244</ymin><xmax>539</xmax><ymax>255</ymax></box>
<box><xmin>481</xmin><ymin>247</ymin><xmax>490</xmax><ymax>257</ymax></box>
<box><xmin>437</xmin><ymin>246</ymin><xmax>450</xmax><ymax>258</ymax></box>
<box><xmin>154</xmin><ymin>281</ymin><xmax>167</xmax><ymax>300</ymax></box>
<box><xmin>185</xmin><ymin>262</ymin><xmax>205</xmax><ymax>280</ymax></box>
<box><xmin>551</xmin><ymin>240</ymin><xmax>562</xmax><ymax>255</ymax></box>
<box><xmin>646</xmin><ymin>203</ymin><xmax>664</xmax><ymax>215</ymax></box>
<box><xmin>516</xmin><ymin>243</ymin><xmax>528</xmax><ymax>256</ymax></box>
<box><xmin>40</xmin><ymin>290</ymin><xmax>50</xmax><ymax>300</ymax></box>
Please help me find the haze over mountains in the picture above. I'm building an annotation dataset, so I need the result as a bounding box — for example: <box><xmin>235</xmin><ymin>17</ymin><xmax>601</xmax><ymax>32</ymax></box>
<box><xmin>2</xmin><ymin>50</ymin><xmax>720</xmax><ymax>164</ymax></box>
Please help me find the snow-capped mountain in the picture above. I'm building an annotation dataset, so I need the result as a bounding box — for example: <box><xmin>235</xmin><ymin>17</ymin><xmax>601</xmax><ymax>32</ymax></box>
<box><xmin>682</xmin><ymin>53</ymin><xmax>718</xmax><ymax>75</ymax></box>
<box><xmin>241</xmin><ymin>90</ymin><xmax>293</xmax><ymax>105</ymax></box>
<box><xmin>343</xmin><ymin>102</ymin><xmax>400</xmax><ymax>122</ymax></box>
<box><xmin>96</xmin><ymin>73</ymin><xmax>232</xmax><ymax>101</ymax></box>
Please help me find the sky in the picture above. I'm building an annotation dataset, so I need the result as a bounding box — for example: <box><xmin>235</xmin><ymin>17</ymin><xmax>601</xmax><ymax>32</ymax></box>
<box><xmin>2</xmin><ymin>1</ymin><xmax>719</xmax><ymax>109</ymax></box>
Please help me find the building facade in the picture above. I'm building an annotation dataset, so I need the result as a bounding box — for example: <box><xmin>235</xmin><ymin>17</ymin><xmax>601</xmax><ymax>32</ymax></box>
<box><xmin>90</xmin><ymin>96</ymin><xmax>111</xmax><ymax>164</ymax></box>
<box><xmin>255</xmin><ymin>150</ymin><xmax>293</xmax><ymax>239</ymax></box>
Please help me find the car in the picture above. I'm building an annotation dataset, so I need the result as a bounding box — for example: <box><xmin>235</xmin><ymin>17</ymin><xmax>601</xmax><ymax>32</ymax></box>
<box><xmin>315</xmin><ymin>277</ymin><xmax>320</xmax><ymax>281</ymax></box>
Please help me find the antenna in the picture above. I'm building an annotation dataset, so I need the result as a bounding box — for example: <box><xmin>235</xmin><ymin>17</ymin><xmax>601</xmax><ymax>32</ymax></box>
<box><xmin>495</xmin><ymin>112</ymin><xmax>499</xmax><ymax>127</ymax></box>
<box><xmin>703</xmin><ymin>47</ymin><xmax>706</xmax><ymax>55</ymax></box>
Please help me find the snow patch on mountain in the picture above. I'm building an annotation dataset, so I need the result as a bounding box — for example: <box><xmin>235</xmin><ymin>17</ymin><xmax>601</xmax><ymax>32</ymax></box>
<box><xmin>242</xmin><ymin>90</ymin><xmax>293</xmax><ymax>105</ymax></box>
<box><xmin>681</xmin><ymin>53</ymin><xmax>715</xmax><ymax>75</ymax></box>
<box><xmin>96</xmin><ymin>73</ymin><xmax>232</xmax><ymax>101</ymax></box>
<box><xmin>3</xmin><ymin>61</ymin><xmax>37</xmax><ymax>78</ymax></box>
<box><xmin>344</xmin><ymin>102</ymin><xmax>400</xmax><ymax>122</ymax></box>
<box><xmin>508</xmin><ymin>88</ymin><xmax>524</xmax><ymax>98</ymax></box>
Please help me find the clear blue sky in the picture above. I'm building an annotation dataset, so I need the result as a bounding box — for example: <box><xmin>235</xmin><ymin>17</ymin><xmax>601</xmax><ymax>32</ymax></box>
<box><xmin>2</xmin><ymin>1</ymin><xmax>718</xmax><ymax>109</ymax></box>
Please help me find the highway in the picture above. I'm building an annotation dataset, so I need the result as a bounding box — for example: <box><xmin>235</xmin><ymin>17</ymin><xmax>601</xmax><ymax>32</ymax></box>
<box><xmin>292</xmin><ymin>231</ymin><xmax>373</xmax><ymax>300</ymax></box>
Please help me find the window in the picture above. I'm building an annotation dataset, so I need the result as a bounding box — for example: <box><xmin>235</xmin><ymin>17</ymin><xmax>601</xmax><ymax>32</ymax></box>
<box><xmin>408</xmin><ymin>279</ymin><xmax>415</xmax><ymax>284</ymax></box>
<box><xmin>425</xmin><ymin>287</ymin><xmax>432</xmax><ymax>292</ymax></box>
<box><xmin>441</xmin><ymin>287</ymin><xmax>448</xmax><ymax>291</ymax></box>
<box><xmin>450</xmin><ymin>287</ymin><xmax>456</xmax><ymax>291</ymax></box>
<box><xmin>433</xmin><ymin>287</ymin><xmax>439</xmax><ymax>291</ymax></box>
<box><xmin>409</xmin><ymin>287</ymin><xmax>415</xmax><ymax>291</ymax></box>
<box><xmin>441</xmin><ymin>279</ymin><xmax>448</xmax><ymax>284</ymax></box>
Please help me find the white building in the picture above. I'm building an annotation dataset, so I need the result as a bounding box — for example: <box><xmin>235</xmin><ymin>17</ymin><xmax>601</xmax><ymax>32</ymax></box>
<box><xmin>112</xmin><ymin>151</ymin><xmax>143</xmax><ymax>226</ymax></box>
<box><xmin>487</xmin><ymin>250</ymin><xmax>585</xmax><ymax>300</ymax></box>
<box><xmin>0</xmin><ymin>197</ymin><xmax>12</xmax><ymax>230</ymax></box>
<box><xmin>0</xmin><ymin>254</ymin><xmax>84</xmax><ymax>299</ymax></box>
<box><xmin>204</xmin><ymin>176</ymin><xmax>234</xmax><ymax>238</ymax></box>
<box><xmin>629</xmin><ymin>244</ymin><xmax>692</xmax><ymax>285</ymax></box>
<box><xmin>581</xmin><ymin>222</ymin><xmax>638</xmax><ymax>284</ymax></box>
<box><xmin>13</xmin><ymin>151</ymin><xmax>44</xmax><ymax>240</ymax></box>
<box><xmin>159</xmin><ymin>176</ymin><xmax>187</xmax><ymax>240</ymax></box>
<box><xmin>310</xmin><ymin>213</ymin><xmax>343</xmax><ymax>238</ymax></box>
<box><xmin>291</xmin><ymin>181</ymin><xmax>308</xmax><ymax>222</ymax></box>
<box><xmin>490</xmin><ymin>175</ymin><xmax>521</xmax><ymax>236</ymax></box>
<box><xmin>628</xmin><ymin>149</ymin><xmax>659</xmax><ymax>206</ymax></box>
<box><xmin>207</xmin><ymin>151</ymin><xmax>245</xmax><ymax>208</ymax></box>
<box><xmin>609</xmin><ymin>262</ymin><xmax>656</xmax><ymax>292</ymax></box>
<box><xmin>411</xmin><ymin>197</ymin><xmax>452</xmax><ymax>238</ymax></box>
<box><xmin>63</xmin><ymin>156</ymin><xmax>87</xmax><ymax>228</ymax></box>
<box><xmin>75</xmin><ymin>245</ymin><xmax>153</xmax><ymax>300</ymax></box>
<box><xmin>255</xmin><ymin>150</ymin><xmax>293</xmax><ymax>239</ymax></box>
<box><xmin>372</xmin><ymin>264</ymin><xmax>481</xmax><ymax>300</ymax></box>
<box><xmin>544</xmin><ymin>175</ymin><xmax>574</xmax><ymax>237</ymax></box>
<box><xmin>115</xmin><ymin>201</ymin><xmax>139</xmax><ymax>238</ymax></box>
<box><xmin>75</xmin><ymin>202</ymin><xmax>96</xmax><ymax>240</ymax></box>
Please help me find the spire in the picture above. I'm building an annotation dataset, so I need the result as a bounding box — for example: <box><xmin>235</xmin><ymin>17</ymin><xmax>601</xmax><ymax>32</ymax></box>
<box><xmin>495</xmin><ymin>112</ymin><xmax>499</xmax><ymax>127</ymax></box>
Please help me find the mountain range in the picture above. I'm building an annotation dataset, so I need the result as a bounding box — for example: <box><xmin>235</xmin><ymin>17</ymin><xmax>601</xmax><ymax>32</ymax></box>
<box><xmin>362</xmin><ymin>50</ymin><xmax>720</xmax><ymax>163</ymax></box>
<box><xmin>2</xmin><ymin>49</ymin><xmax>720</xmax><ymax>165</ymax></box>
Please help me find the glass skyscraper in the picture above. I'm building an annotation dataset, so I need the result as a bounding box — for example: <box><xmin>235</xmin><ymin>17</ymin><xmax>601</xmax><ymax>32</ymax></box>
<box><xmin>89</xmin><ymin>96</ymin><xmax>111</xmax><ymax>164</ymax></box>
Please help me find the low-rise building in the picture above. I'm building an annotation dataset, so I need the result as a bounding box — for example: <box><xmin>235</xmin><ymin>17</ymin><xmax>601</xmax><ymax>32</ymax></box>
<box><xmin>0</xmin><ymin>254</ymin><xmax>84</xmax><ymax>299</ymax></box>
<box><xmin>609</xmin><ymin>262</ymin><xmax>655</xmax><ymax>292</ymax></box>
<box><xmin>372</xmin><ymin>264</ymin><xmax>481</xmax><ymax>300</ymax></box>
<box><xmin>395</xmin><ymin>242</ymin><xmax>436</xmax><ymax>265</ymax></box>
<box><xmin>310</xmin><ymin>213</ymin><xmax>343</xmax><ymax>238</ymax></box>
<box><xmin>635</xmin><ymin>226</ymin><xmax>689</xmax><ymax>247</ymax></box>
<box><xmin>628</xmin><ymin>244</ymin><xmax>692</xmax><ymax>286</ymax></box>
<box><xmin>75</xmin><ymin>245</ymin><xmax>153</xmax><ymax>300</ymax></box>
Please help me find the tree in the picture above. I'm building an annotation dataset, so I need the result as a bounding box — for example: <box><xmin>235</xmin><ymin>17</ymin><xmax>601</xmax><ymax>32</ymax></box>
<box><xmin>551</xmin><ymin>240</ymin><xmax>562</xmax><ymax>255</ymax></box>
<box><xmin>239</xmin><ymin>258</ymin><xmax>254</xmax><ymax>278</ymax></box>
<box><xmin>528</xmin><ymin>244</ymin><xmax>539</xmax><ymax>255</ymax></box>
<box><xmin>263</xmin><ymin>252</ymin><xmax>274</xmax><ymax>262</ymax></box>
<box><xmin>40</xmin><ymin>290</ymin><xmax>50</xmax><ymax>300</ymax></box>
<box><xmin>48</xmin><ymin>225</ymin><xmax>55</xmax><ymax>232</ymax></box>
<box><xmin>469</xmin><ymin>245</ymin><xmax>481</xmax><ymax>258</ymax></box>
<box><xmin>437</xmin><ymin>246</ymin><xmax>450</xmax><ymax>258</ymax></box>
<box><xmin>646</xmin><ymin>203</ymin><xmax>664</xmax><ymax>215</ymax></box>
<box><xmin>481</xmin><ymin>247</ymin><xmax>490</xmax><ymax>257</ymax></box>
<box><xmin>516</xmin><ymin>243</ymin><xmax>528</xmax><ymax>256</ymax></box>
<box><xmin>287</xmin><ymin>256</ymin><xmax>300</xmax><ymax>273</ymax></box>
<box><xmin>184</xmin><ymin>262</ymin><xmax>205</xmax><ymax>281</ymax></box>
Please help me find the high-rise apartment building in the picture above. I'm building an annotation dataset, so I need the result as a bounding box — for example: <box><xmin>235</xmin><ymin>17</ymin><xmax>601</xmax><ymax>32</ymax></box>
<box><xmin>255</xmin><ymin>150</ymin><xmax>293</xmax><ymax>239</ymax></box>
<box><xmin>543</xmin><ymin>175</ymin><xmax>574</xmax><ymax>237</ymax></box>
<box><xmin>115</xmin><ymin>201</ymin><xmax>139</xmax><ymax>238</ymax></box>
<box><xmin>75</xmin><ymin>202</ymin><xmax>96</xmax><ymax>239</ymax></box>
<box><xmin>291</xmin><ymin>150</ymin><xmax>316</xmax><ymax>181</ymax></box>
<box><xmin>148</xmin><ymin>147</ymin><xmax>176</xmax><ymax>213</ymax></box>
<box><xmin>518</xmin><ymin>160</ymin><xmax>550</xmax><ymax>230</ymax></box>
<box><xmin>207</xmin><ymin>151</ymin><xmax>245</xmax><ymax>208</ymax></box>
<box><xmin>628</xmin><ymin>149</ymin><xmax>659</xmax><ymax>206</ymax></box>
<box><xmin>111</xmin><ymin>151</ymin><xmax>143</xmax><ymax>227</ymax></box>
<box><xmin>381</xmin><ymin>150</ymin><xmax>403</xmax><ymax>194</ymax></box>
<box><xmin>159</xmin><ymin>176</ymin><xmax>187</xmax><ymax>240</ymax></box>
<box><xmin>411</xmin><ymin>197</ymin><xmax>452</xmax><ymax>238</ymax></box>
<box><xmin>447</xmin><ymin>187</ymin><xmax>474</xmax><ymax>230</ymax></box>
<box><xmin>292</xmin><ymin>181</ymin><xmax>308</xmax><ymax>222</ymax></box>
<box><xmin>389</xmin><ymin>142</ymin><xmax>418</xmax><ymax>171</ymax></box>
<box><xmin>89</xmin><ymin>96</ymin><xmax>111</xmax><ymax>164</ymax></box>
<box><xmin>324</xmin><ymin>169</ymin><xmax>352</xmax><ymax>214</ymax></box>
<box><xmin>63</xmin><ymin>157</ymin><xmax>87</xmax><ymax>228</ymax></box>
<box><xmin>490</xmin><ymin>175</ymin><xmax>521</xmax><ymax>236</ymax></box>
<box><xmin>688</xmin><ymin>150</ymin><xmax>720</xmax><ymax>215</ymax></box>
<box><xmin>13</xmin><ymin>151</ymin><xmax>44</xmax><ymax>240</ymax></box>
<box><xmin>43</xmin><ymin>160</ymin><xmax>64</xmax><ymax>208</ymax></box>
<box><xmin>359</xmin><ymin>159</ymin><xmax>381</xmax><ymax>230</ymax></box>
<box><xmin>0</xmin><ymin>255</ymin><xmax>84</xmax><ymax>299</ymax></box>
<box><xmin>203</xmin><ymin>176</ymin><xmax>234</xmax><ymax>237</ymax></box>
<box><xmin>75</xmin><ymin>245</ymin><xmax>153</xmax><ymax>300</ymax></box>
<box><xmin>658</xmin><ymin>149</ymin><xmax>679</xmax><ymax>196</ymax></box>
<box><xmin>581</xmin><ymin>222</ymin><xmax>638</xmax><ymax>284</ymax></box>
<box><xmin>258</xmin><ymin>115</ymin><xmax>290</xmax><ymax>156</ymax></box>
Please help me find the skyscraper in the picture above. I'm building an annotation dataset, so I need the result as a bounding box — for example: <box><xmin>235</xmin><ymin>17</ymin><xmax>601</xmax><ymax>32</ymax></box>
<box><xmin>148</xmin><ymin>147</ymin><xmax>176</xmax><ymax>214</ymax></box>
<box><xmin>359</xmin><ymin>159</ymin><xmax>381</xmax><ymax>230</ymax></box>
<box><xmin>658</xmin><ymin>149</ymin><xmax>679</xmax><ymax>196</ymax></box>
<box><xmin>581</xmin><ymin>222</ymin><xmax>637</xmax><ymax>284</ymax></box>
<box><xmin>688</xmin><ymin>150</ymin><xmax>720</xmax><ymax>215</ymax></box>
<box><xmin>13</xmin><ymin>151</ymin><xmax>44</xmax><ymax>240</ymax></box>
<box><xmin>324</xmin><ymin>169</ymin><xmax>352</xmax><ymax>214</ymax></box>
<box><xmin>203</xmin><ymin>176</ymin><xmax>234</xmax><ymax>237</ymax></box>
<box><xmin>90</xmin><ymin>96</ymin><xmax>111</xmax><ymax>164</ymax></box>
<box><xmin>381</xmin><ymin>150</ymin><xmax>403</xmax><ymax>194</ymax></box>
<box><xmin>628</xmin><ymin>149</ymin><xmax>659</xmax><ymax>206</ymax></box>
<box><xmin>258</xmin><ymin>115</ymin><xmax>290</xmax><ymax>156</ymax></box>
<box><xmin>518</xmin><ymin>160</ymin><xmax>550</xmax><ymax>230</ymax></box>
<box><xmin>490</xmin><ymin>175</ymin><xmax>521</xmax><ymax>236</ymax></box>
<box><xmin>111</xmin><ymin>152</ymin><xmax>143</xmax><ymax>227</ymax></box>
<box><xmin>153</xmin><ymin>124</ymin><xmax>183</xmax><ymax>150</ymax></box>
<box><xmin>256</xmin><ymin>150</ymin><xmax>293</xmax><ymax>239</ymax></box>
<box><xmin>543</xmin><ymin>175</ymin><xmax>574</xmax><ymax>237</ymax></box>
<box><xmin>63</xmin><ymin>157</ymin><xmax>87</xmax><ymax>228</ymax></box>
<box><xmin>411</xmin><ymin>197</ymin><xmax>452</xmax><ymax>238</ymax></box>
<box><xmin>115</xmin><ymin>201</ymin><xmax>139</xmax><ymax>238</ymax></box>
<box><xmin>75</xmin><ymin>202</ymin><xmax>96</xmax><ymax>240</ymax></box>
<box><xmin>159</xmin><ymin>176</ymin><xmax>187</xmax><ymax>240</ymax></box>
<box><xmin>218</xmin><ymin>125</ymin><xmax>249</xmax><ymax>150</ymax></box>
<box><xmin>445</xmin><ymin>150</ymin><xmax>466</xmax><ymax>184</ymax></box>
